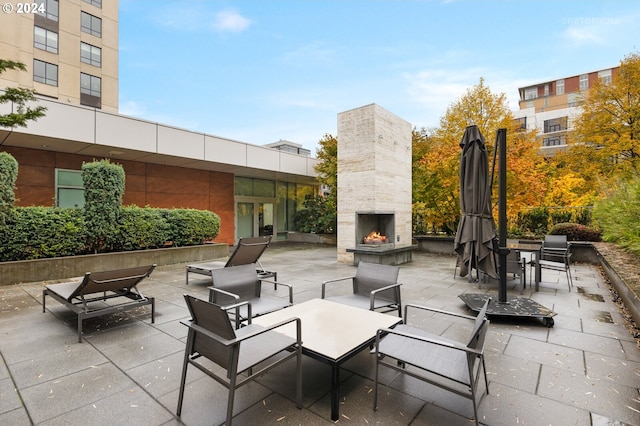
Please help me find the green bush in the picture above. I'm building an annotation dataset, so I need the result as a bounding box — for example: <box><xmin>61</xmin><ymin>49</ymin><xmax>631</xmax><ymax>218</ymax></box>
<box><xmin>82</xmin><ymin>159</ymin><xmax>125</xmax><ymax>252</ymax></box>
<box><xmin>550</xmin><ymin>209</ymin><xmax>573</xmax><ymax>225</ymax></box>
<box><xmin>549</xmin><ymin>222</ymin><xmax>602</xmax><ymax>242</ymax></box>
<box><xmin>114</xmin><ymin>206</ymin><xmax>171</xmax><ymax>251</ymax></box>
<box><xmin>517</xmin><ymin>207</ymin><xmax>549</xmax><ymax>235</ymax></box>
<box><xmin>0</xmin><ymin>152</ymin><xmax>18</xmax><ymax>226</ymax></box>
<box><xmin>593</xmin><ymin>176</ymin><xmax>640</xmax><ymax>256</ymax></box>
<box><xmin>0</xmin><ymin>207</ymin><xmax>86</xmax><ymax>261</ymax></box>
<box><xmin>293</xmin><ymin>195</ymin><xmax>336</xmax><ymax>234</ymax></box>
<box><xmin>164</xmin><ymin>208</ymin><xmax>221</xmax><ymax>246</ymax></box>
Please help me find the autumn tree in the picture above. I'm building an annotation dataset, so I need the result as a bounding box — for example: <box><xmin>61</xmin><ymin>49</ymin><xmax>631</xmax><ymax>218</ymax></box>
<box><xmin>414</xmin><ymin>78</ymin><xmax>547</xmax><ymax>232</ymax></box>
<box><xmin>0</xmin><ymin>59</ymin><xmax>47</xmax><ymax>128</ymax></box>
<box><xmin>567</xmin><ymin>52</ymin><xmax>640</xmax><ymax>185</ymax></box>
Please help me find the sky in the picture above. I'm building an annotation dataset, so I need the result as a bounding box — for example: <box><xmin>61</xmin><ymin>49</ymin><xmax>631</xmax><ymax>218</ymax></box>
<box><xmin>118</xmin><ymin>0</ymin><xmax>640</xmax><ymax>155</ymax></box>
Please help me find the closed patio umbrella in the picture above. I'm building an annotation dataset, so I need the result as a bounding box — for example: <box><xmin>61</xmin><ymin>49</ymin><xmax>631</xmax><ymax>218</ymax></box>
<box><xmin>454</xmin><ymin>125</ymin><xmax>497</xmax><ymax>280</ymax></box>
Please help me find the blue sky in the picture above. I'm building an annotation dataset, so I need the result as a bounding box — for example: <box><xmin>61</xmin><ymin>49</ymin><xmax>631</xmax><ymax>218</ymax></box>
<box><xmin>119</xmin><ymin>0</ymin><xmax>640</xmax><ymax>154</ymax></box>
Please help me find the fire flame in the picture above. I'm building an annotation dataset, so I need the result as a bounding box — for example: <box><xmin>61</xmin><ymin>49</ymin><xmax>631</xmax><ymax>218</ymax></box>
<box><xmin>364</xmin><ymin>231</ymin><xmax>387</xmax><ymax>244</ymax></box>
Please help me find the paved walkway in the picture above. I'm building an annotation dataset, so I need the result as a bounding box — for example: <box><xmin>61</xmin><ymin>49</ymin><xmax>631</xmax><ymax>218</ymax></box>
<box><xmin>1</xmin><ymin>244</ymin><xmax>639</xmax><ymax>425</ymax></box>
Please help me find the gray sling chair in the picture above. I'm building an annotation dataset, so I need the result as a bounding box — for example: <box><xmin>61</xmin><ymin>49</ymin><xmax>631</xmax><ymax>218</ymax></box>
<box><xmin>321</xmin><ymin>262</ymin><xmax>402</xmax><ymax>316</ymax></box>
<box><xmin>373</xmin><ymin>298</ymin><xmax>491</xmax><ymax>426</ymax></box>
<box><xmin>177</xmin><ymin>295</ymin><xmax>302</xmax><ymax>425</ymax></box>
<box><xmin>209</xmin><ymin>263</ymin><xmax>293</xmax><ymax>328</ymax></box>
<box><xmin>537</xmin><ymin>235</ymin><xmax>573</xmax><ymax>291</ymax></box>
<box><xmin>42</xmin><ymin>264</ymin><xmax>156</xmax><ymax>342</ymax></box>
<box><xmin>185</xmin><ymin>236</ymin><xmax>276</xmax><ymax>285</ymax></box>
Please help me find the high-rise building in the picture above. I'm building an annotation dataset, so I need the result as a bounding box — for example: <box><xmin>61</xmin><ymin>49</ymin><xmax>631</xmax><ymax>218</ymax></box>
<box><xmin>0</xmin><ymin>0</ymin><xmax>118</xmax><ymax>112</ymax></box>
<box><xmin>514</xmin><ymin>66</ymin><xmax>618</xmax><ymax>155</ymax></box>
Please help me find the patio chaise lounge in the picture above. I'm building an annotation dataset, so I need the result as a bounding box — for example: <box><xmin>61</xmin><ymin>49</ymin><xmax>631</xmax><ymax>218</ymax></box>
<box><xmin>373</xmin><ymin>297</ymin><xmax>491</xmax><ymax>426</ymax></box>
<box><xmin>42</xmin><ymin>264</ymin><xmax>156</xmax><ymax>342</ymax></box>
<box><xmin>185</xmin><ymin>236</ymin><xmax>276</xmax><ymax>285</ymax></box>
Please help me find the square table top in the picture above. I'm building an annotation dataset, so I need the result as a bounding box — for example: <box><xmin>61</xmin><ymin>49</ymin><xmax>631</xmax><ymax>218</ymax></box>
<box><xmin>252</xmin><ymin>298</ymin><xmax>401</xmax><ymax>361</ymax></box>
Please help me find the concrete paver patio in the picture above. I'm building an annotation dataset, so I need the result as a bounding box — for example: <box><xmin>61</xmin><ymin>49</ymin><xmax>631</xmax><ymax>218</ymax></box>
<box><xmin>1</xmin><ymin>243</ymin><xmax>639</xmax><ymax>425</ymax></box>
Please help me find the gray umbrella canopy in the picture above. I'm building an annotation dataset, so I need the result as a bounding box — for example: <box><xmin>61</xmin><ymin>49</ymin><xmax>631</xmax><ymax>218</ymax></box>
<box><xmin>454</xmin><ymin>125</ymin><xmax>497</xmax><ymax>279</ymax></box>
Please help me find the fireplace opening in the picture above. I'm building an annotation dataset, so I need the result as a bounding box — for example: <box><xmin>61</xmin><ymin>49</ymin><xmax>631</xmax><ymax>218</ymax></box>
<box><xmin>356</xmin><ymin>212</ymin><xmax>395</xmax><ymax>248</ymax></box>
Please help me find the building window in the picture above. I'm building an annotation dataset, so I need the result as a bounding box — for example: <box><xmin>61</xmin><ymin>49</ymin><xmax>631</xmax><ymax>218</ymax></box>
<box><xmin>542</xmin><ymin>135</ymin><xmax>567</xmax><ymax>147</ymax></box>
<box><xmin>579</xmin><ymin>74</ymin><xmax>588</xmax><ymax>91</ymax></box>
<box><xmin>567</xmin><ymin>92</ymin><xmax>582</xmax><ymax>108</ymax></box>
<box><xmin>34</xmin><ymin>26</ymin><xmax>58</xmax><ymax>54</ymax></box>
<box><xmin>543</xmin><ymin>117</ymin><xmax>568</xmax><ymax>133</ymax></box>
<box><xmin>80</xmin><ymin>42</ymin><xmax>101</xmax><ymax>67</ymax></box>
<box><xmin>524</xmin><ymin>87</ymin><xmax>537</xmax><ymax>100</ymax></box>
<box><xmin>515</xmin><ymin>117</ymin><xmax>527</xmax><ymax>131</ymax></box>
<box><xmin>598</xmin><ymin>69</ymin><xmax>612</xmax><ymax>85</ymax></box>
<box><xmin>81</xmin><ymin>12</ymin><xmax>102</xmax><ymax>37</ymax></box>
<box><xmin>35</xmin><ymin>0</ymin><xmax>59</xmax><ymax>21</ymax></box>
<box><xmin>235</xmin><ymin>177</ymin><xmax>276</xmax><ymax>197</ymax></box>
<box><xmin>80</xmin><ymin>73</ymin><xmax>101</xmax><ymax>108</ymax></box>
<box><xmin>82</xmin><ymin>0</ymin><xmax>102</xmax><ymax>7</ymax></box>
<box><xmin>56</xmin><ymin>169</ymin><xmax>85</xmax><ymax>208</ymax></box>
<box><xmin>33</xmin><ymin>59</ymin><xmax>58</xmax><ymax>86</ymax></box>
<box><xmin>556</xmin><ymin>79</ymin><xmax>564</xmax><ymax>95</ymax></box>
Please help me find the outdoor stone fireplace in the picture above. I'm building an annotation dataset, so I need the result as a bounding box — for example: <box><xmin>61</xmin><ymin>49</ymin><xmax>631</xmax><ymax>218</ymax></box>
<box><xmin>336</xmin><ymin>104</ymin><xmax>415</xmax><ymax>265</ymax></box>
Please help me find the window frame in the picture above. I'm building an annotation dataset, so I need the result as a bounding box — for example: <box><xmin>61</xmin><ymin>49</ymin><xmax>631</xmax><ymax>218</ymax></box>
<box><xmin>33</xmin><ymin>59</ymin><xmax>58</xmax><ymax>86</ymax></box>
<box><xmin>34</xmin><ymin>26</ymin><xmax>58</xmax><ymax>54</ymax></box>
<box><xmin>81</xmin><ymin>11</ymin><xmax>102</xmax><ymax>37</ymax></box>
<box><xmin>80</xmin><ymin>42</ymin><xmax>101</xmax><ymax>67</ymax></box>
<box><xmin>82</xmin><ymin>0</ymin><xmax>102</xmax><ymax>7</ymax></box>
<box><xmin>55</xmin><ymin>169</ymin><xmax>85</xmax><ymax>208</ymax></box>
<box><xmin>35</xmin><ymin>0</ymin><xmax>59</xmax><ymax>22</ymax></box>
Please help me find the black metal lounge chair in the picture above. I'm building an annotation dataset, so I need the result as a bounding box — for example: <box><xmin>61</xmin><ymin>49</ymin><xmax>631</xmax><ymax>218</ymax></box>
<box><xmin>373</xmin><ymin>298</ymin><xmax>491</xmax><ymax>426</ymax></box>
<box><xmin>176</xmin><ymin>295</ymin><xmax>302</xmax><ymax>426</ymax></box>
<box><xmin>321</xmin><ymin>262</ymin><xmax>402</xmax><ymax>316</ymax></box>
<box><xmin>185</xmin><ymin>236</ymin><xmax>276</xmax><ymax>285</ymax></box>
<box><xmin>42</xmin><ymin>264</ymin><xmax>156</xmax><ymax>342</ymax></box>
<box><xmin>208</xmin><ymin>263</ymin><xmax>293</xmax><ymax>328</ymax></box>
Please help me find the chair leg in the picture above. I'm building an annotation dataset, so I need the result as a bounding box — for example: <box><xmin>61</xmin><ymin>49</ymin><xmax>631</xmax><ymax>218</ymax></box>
<box><xmin>176</xmin><ymin>334</ymin><xmax>193</xmax><ymax>417</ymax></box>
<box><xmin>227</xmin><ymin>373</ymin><xmax>238</xmax><ymax>426</ymax></box>
<box><xmin>372</xmin><ymin>356</ymin><xmax>380</xmax><ymax>411</ymax></box>
<box><xmin>295</xmin><ymin>345</ymin><xmax>303</xmax><ymax>409</ymax></box>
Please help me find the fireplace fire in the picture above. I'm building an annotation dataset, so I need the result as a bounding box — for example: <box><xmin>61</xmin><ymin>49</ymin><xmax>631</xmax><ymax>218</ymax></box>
<box><xmin>363</xmin><ymin>231</ymin><xmax>387</xmax><ymax>245</ymax></box>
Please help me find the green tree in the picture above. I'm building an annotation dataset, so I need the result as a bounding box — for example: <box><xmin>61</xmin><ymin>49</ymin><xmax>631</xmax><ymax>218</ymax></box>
<box><xmin>314</xmin><ymin>133</ymin><xmax>337</xmax><ymax>209</ymax></box>
<box><xmin>0</xmin><ymin>59</ymin><xmax>47</xmax><ymax>128</ymax></box>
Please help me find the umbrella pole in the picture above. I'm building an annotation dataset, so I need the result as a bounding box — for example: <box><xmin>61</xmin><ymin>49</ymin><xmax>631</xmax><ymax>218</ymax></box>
<box><xmin>497</xmin><ymin>128</ymin><xmax>508</xmax><ymax>303</ymax></box>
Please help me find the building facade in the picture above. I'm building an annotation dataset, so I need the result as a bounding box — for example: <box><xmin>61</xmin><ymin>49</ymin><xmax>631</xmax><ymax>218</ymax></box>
<box><xmin>514</xmin><ymin>66</ymin><xmax>619</xmax><ymax>155</ymax></box>
<box><xmin>1</xmin><ymin>0</ymin><xmax>318</xmax><ymax>245</ymax></box>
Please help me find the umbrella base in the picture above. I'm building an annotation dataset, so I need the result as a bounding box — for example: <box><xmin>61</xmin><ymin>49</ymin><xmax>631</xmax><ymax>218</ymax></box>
<box><xmin>459</xmin><ymin>293</ymin><xmax>556</xmax><ymax>327</ymax></box>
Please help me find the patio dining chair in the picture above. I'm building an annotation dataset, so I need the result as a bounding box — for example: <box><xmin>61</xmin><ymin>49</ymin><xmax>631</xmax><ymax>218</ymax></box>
<box><xmin>537</xmin><ymin>235</ymin><xmax>573</xmax><ymax>291</ymax></box>
<box><xmin>321</xmin><ymin>262</ymin><xmax>402</xmax><ymax>316</ymax></box>
<box><xmin>209</xmin><ymin>263</ymin><xmax>293</xmax><ymax>328</ymax></box>
<box><xmin>177</xmin><ymin>295</ymin><xmax>302</xmax><ymax>425</ymax></box>
<box><xmin>373</xmin><ymin>298</ymin><xmax>491</xmax><ymax>426</ymax></box>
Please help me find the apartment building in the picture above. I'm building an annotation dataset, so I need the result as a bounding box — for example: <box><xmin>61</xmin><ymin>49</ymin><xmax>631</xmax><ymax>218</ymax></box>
<box><xmin>0</xmin><ymin>0</ymin><xmax>318</xmax><ymax>244</ymax></box>
<box><xmin>0</xmin><ymin>0</ymin><xmax>118</xmax><ymax>111</ymax></box>
<box><xmin>514</xmin><ymin>66</ymin><xmax>619</xmax><ymax>155</ymax></box>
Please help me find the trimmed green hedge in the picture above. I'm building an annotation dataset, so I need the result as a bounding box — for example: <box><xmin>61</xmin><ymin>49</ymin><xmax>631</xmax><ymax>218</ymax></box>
<box><xmin>0</xmin><ymin>205</ymin><xmax>221</xmax><ymax>261</ymax></box>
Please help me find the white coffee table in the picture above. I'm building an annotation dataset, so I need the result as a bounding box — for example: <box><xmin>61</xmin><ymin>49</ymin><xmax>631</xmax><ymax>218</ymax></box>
<box><xmin>252</xmin><ymin>298</ymin><xmax>401</xmax><ymax>420</ymax></box>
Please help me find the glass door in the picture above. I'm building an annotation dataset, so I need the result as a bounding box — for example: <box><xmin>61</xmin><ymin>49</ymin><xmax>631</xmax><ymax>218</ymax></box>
<box><xmin>258</xmin><ymin>202</ymin><xmax>274</xmax><ymax>236</ymax></box>
<box><xmin>237</xmin><ymin>202</ymin><xmax>255</xmax><ymax>239</ymax></box>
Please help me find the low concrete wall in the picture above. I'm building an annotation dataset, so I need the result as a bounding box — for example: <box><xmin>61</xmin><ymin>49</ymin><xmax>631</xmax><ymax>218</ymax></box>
<box><xmin>1</xmin><ymin>243</ymin><xmax>229</xmax><ymax>285</ymax></box>
<box><xmin>595</xmin><ymin>246</ymin><xmax>640</xmax><ymax>327</ymax></box>
<box><xmin>287</xmin><ymin>232</ymin><xmax>337</xmax><ymax>245</ymax></box>
<box><xmin>414</xmin><ymin>236</ymin><xmax>455</xmax><ymax>255</ymax></box>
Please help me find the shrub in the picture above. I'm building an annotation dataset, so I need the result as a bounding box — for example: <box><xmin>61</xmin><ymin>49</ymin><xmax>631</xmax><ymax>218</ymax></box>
<box><xmin>0</xmin><ymin>207</ymin><xmax>86</xmax><ymax>261</ymax></box>
<box><xmin>164</xmin><ymin>208</ymin><xmax>221</xmax><ymax>246</ymax></box>
<box><xmin>293</xmin><ymin>195</ymin><xmax>336</xmax><ymax>234</ymax></box>
<box><xmin>114</xmin><ymin>206</ymin><xmax>171</xmax><ymax>251</ymax></box>
<box><xmin>82</xmin><ymin>159</ymin><xmax>125</xmax><ymax>252</ymax></box>
<box><xmin>0</xmin><ymin>152</ymin><xmax>18</xmax><ymax>226</ymax></box>
<box><xmin>593</xmin><ymin>176</ymin><xmax>640</xmax><ymax>256</ymax></box>
<box><xmin>517</xmin><ymin>207</ymin><xmax>549</xmax><ymax>235</ymax></box>
<box><xmin>549</xmin><ymin>222</ymin><xmax>602</xmax><ymax>242</ymax></box>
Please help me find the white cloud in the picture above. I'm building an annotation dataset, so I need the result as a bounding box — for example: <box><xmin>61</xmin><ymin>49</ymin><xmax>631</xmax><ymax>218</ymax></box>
<box><xmin>212</xmin><ymin>9</ymin><xmax>252</xmax><ymax>33</ymax></box>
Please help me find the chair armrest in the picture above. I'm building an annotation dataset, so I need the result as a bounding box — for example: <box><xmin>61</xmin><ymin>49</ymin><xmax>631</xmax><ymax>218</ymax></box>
<box><xmin>375</xmin><ymin>326</ymin><xmax>482</xmax><ymax>356</ymax></box>
<box><xmin>321</xmin><ymin>276</ymin><xmax>355</xmax><ymax>298</ymax></box>
<box><xmin>261</xmin><ymin>279</ymin><xmax>294</xmax><ymax>303</ymax></box>
<box><xmin>236</xmin><ymin>316</ymin><xmax>302</xmax><ymax>344</ymax></box>
<box><xmin>369</xmin><ymin>283</ymin><xmax>402</xmax><ymax>309</ymax></box>
<box><xmin>403</xmin><ymin>303</ymin><xmax>477</xmax><ymax>323</ymax></box>
<box><xmin>208</xmin><ymin>286</ymin><xmax>240</xmax><ymax>302</ymax></box>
